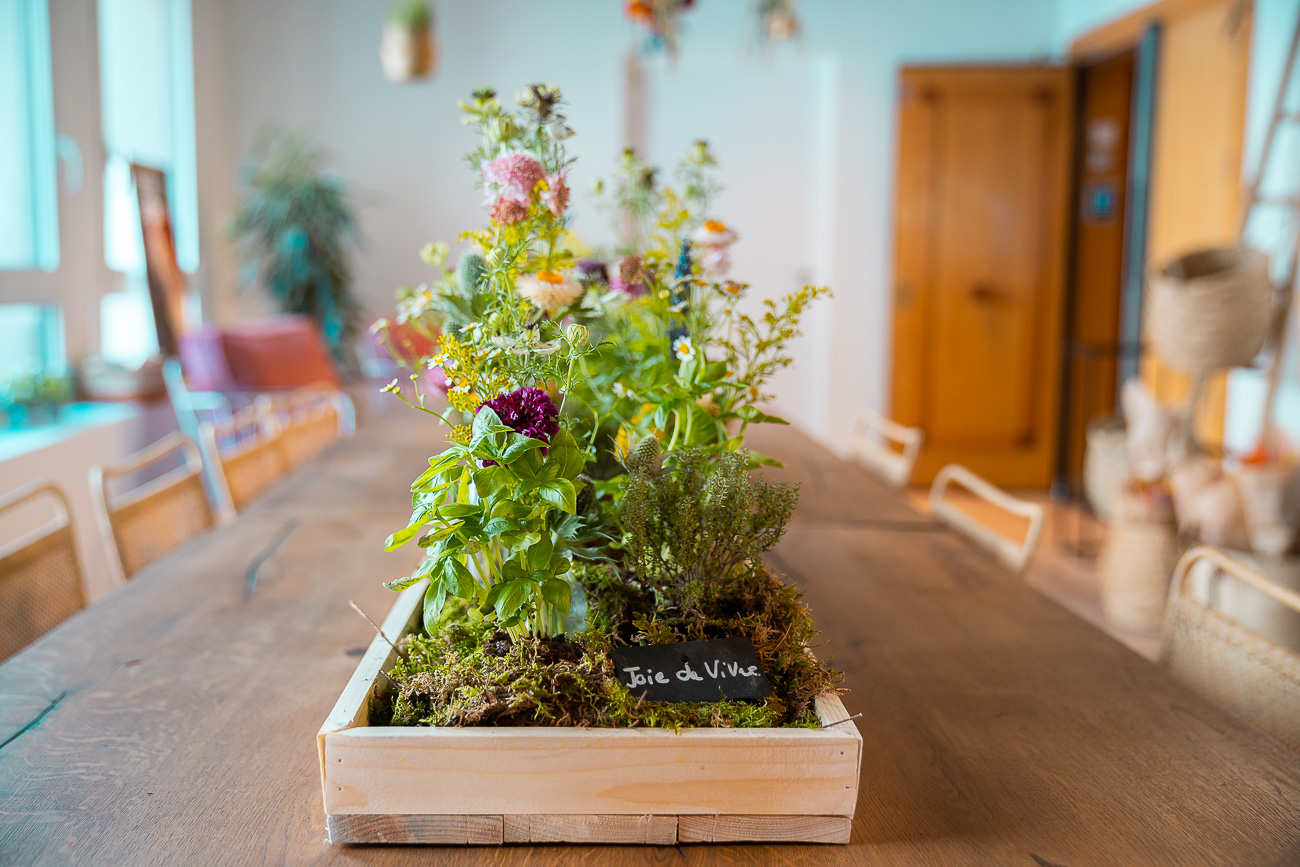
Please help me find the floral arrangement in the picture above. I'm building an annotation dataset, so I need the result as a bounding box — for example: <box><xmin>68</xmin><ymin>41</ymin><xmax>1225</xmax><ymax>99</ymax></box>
<box><xmin>372</xmin><ymin>84</ymin><xmax>832</xmax><ymax>729</ymax></box>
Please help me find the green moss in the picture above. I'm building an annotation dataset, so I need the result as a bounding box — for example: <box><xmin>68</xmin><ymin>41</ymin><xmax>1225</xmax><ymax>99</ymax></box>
<box><xmin>385</xmin><ymin>561</ymin><xmax>837</xmax><ymax>730</ymax></box>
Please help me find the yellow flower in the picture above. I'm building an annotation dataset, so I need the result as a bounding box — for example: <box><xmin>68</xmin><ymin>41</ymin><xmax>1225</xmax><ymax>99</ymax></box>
<box><xmin>448</xmin><ymin>424</ymin><xmax>472</xmax><ymax>444</ymax></box>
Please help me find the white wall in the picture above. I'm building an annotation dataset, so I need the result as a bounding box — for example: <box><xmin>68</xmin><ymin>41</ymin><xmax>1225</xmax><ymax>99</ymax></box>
<box><xmin>190</xmin><ymin>0</ymin><xmax>1061</xmax><ymax>451</ymax></box>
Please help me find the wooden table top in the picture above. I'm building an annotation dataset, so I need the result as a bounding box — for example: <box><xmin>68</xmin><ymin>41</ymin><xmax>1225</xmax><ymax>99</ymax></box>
<box><xmin>3</xmin><ymin>411</ymin><xmax>1300</xmax><ymax>865</ymax></box>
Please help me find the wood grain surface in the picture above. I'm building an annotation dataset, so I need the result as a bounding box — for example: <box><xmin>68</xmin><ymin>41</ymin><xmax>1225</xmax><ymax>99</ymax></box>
<box><xmin>3</xmin><ymin>410</ymin><xmax>1300</xmax><ymax>865</ymax></box>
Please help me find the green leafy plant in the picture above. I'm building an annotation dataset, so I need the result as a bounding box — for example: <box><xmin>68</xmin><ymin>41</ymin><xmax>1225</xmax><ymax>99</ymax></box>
<box><xmin>387</xmin><ymin>0</ymin><xmax>431</xmax><ymax>30</ymax></box>
<box><xmin>8</xmin><ymin>372</ymin><xmax>73</xmax><ymax>405</ymax></box>
<box><xmin>619</xmin><ymin>447</ymin><xmax>798</xmax><ymax>609</ymax></box>
<box><xmin>383</xmin><ymin>404</ymin><xmax>595</xmax><ymax>638</ymax></box>
<box><xmin>231</xmin><ymin>131</ymin><xmax>361</xmax><ymax>364</ymax></box>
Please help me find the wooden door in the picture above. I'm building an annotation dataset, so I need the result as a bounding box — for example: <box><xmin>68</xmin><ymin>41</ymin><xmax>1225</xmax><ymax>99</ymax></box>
<box><xmin>891</xmin><ymin>67</ymin><xmax>1075</xmax><ymax>488</ymax></box>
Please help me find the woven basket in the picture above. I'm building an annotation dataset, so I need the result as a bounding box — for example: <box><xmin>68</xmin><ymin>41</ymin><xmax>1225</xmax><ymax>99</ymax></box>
<box><xmin>1146</xmin><ymin>246</ymin><xmax>1271</xmax><ymax>373</ymax></box>
<box><xmin>1161</xmin><ymin>547</ymin><xmax>1300</xmax><ymax>752</ymax></box>
<box><xmin>1186</xmin><ymin>550</ymin><xmax>1300</xmax><ymax>654</ymax></box>
<box><xmin>1099</xmin><ymin>510</ymin><xmax>1180</xmax><ymax>636</ymax></box>
<box><xmin>1083</xmin><ymin>416</ymin><xmax>1128</xmax><ymax>520</ymax></box>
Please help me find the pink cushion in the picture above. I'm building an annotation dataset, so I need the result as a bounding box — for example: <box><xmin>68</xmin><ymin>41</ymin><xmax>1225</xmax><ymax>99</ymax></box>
<box><xmin>219</xmin><ymin>316</ymin><xmax>340</xmax><ymax>390</ymax></box>
<box><xmin>178</xmin><ymin>327</ymin><xmax>238</xmax><ymax>391</ymax></box>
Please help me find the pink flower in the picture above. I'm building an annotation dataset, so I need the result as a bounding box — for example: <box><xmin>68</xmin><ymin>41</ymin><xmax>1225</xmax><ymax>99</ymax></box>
<box><xmin>490</xmin><ymin>197</ymin><xmax>529</xmax><ymax>226</ymax></box>
<box><xmin>539</xmin><ymin>172</ymin><xmax>570</xmax><ymax>217</ymax></box>
<box><xmin>482</xmin><ymin>152</ymin><xmax>545</xmax><ymax>206</ymax></box>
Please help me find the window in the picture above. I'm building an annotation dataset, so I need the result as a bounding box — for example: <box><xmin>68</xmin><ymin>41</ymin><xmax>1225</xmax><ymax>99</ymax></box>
<box><xmin>98</xmin><ymin>0</ymin><xmax>198</xmax><ymax>364</ymax></box>
<box><xmin>0</xmin><ymin>304</ymin><xmax>65</xmax><ymax>382</ymax></box>
<box><xmin>0</xmin><ymin>0</ymin><xmax>59</xmax><ymax>272</ymax></box>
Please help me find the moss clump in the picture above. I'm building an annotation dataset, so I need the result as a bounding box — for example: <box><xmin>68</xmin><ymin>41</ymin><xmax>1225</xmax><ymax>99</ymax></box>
<box><xmin>386</xmin><ymin>562</ymin><xmax>837</xmax><ymax>729</ymax></box>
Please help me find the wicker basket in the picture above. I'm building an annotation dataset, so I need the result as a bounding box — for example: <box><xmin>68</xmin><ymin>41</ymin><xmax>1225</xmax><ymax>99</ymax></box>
<box><xmin>1083</xmin><ymin>416</ymin><xmax>1128</xmax><ymax>520</ymax></box>
<box><xmin>1099</xmin><ymin>488</ymin><xmax>1180</xmax><ymax>635</ymax></box>
<box><xmin>1161</xmin><ymin>547</ymin><xmax>1300</xmax><ymax>752</ymax></box>
<box><xmin>1186</xmin><ymin>550</ymin><xmax>1300</xmax><ymax>654</ymax></box>
<box><xmin>1146</xmin><ymin>246</ymin><xmax>1271</xmax><ymax>373</ymax></box>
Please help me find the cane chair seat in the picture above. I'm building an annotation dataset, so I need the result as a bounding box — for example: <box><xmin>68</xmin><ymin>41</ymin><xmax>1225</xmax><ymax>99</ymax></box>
<box><xmin>92</xmin><ymin>433</ymin><xmax>215</xmax><ymax>581</ymax></box>
<box><xmin>1162</xmin><ymin>546</ymin><xmax>1300</xmax><ymax>752</ymax></box>
<box><xmin>0</xmin><ymin>482</ymin><xmax>85</xmax><ymax>661</ymax></box>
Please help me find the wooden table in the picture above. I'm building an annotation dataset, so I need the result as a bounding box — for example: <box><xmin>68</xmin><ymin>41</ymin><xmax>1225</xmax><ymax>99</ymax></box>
<box><xmin>3</xmin><ymin>411</ymin><xmax>1300</xmax><ymax>865</ymax></box>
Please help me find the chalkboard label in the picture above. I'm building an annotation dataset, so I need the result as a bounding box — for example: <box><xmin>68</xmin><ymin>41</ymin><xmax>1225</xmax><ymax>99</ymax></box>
<box><xmin>611</xmin><ymin>638</ymin><xmax>773</xmax><ymax>703</ymax></box>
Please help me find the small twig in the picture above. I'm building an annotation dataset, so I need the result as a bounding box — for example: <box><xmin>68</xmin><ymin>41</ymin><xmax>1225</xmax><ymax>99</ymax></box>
<box><xmin>349</xmin><ymin>600</ymin><xmax>403</xmax><ymax>657</ymax></box>
<box><xmin>819</xmin><ymin>712</ymin><xmax>863</xmax><ymax>729</ymax></box>
<box><xmin>243</xmin><ymin>518</ymin><xmax>298</xmax><ymax>600</ymax></box>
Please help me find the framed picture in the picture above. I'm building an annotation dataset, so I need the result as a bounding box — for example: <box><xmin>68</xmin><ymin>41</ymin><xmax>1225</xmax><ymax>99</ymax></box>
<box><xmin>130</xmin><ymin>163</ymin><xmax>187</xmax><ymax>356</ymax></box>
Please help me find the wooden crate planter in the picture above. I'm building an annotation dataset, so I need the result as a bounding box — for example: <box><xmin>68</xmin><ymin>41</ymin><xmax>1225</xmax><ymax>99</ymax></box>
<box><xmin>319</xmin><ymin>583</ymin><xmax>862</xmax><ymax>845</ymax></box>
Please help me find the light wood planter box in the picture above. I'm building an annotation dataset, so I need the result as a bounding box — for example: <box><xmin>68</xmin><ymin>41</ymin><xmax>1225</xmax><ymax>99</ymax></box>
<box><xmin>318</xmin><ymin>583</ymin><xmax>862</xmax><ymax>845</ymax></box>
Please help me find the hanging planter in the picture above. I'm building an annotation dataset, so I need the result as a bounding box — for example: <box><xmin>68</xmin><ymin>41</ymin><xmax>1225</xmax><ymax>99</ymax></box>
<box><xmin>1146</xmin><ymin>246</ymin><xmax>1271</xmax><ymax>373</ymax></box>
<box><xmin>380</xmin><ymin>1</ymin><xmax>437</xmax><ymax>84</ymax></box>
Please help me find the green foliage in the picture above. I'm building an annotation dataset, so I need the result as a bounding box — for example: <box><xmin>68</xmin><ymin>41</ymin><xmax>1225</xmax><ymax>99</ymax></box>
<box><xmin>387</xmin><ymin>0</ymin><xmax>431</xmax><ymax>29</ymax></box>
<box><xmin>619</xmin><ymin>448</ymin><xmax>798</xmax><ymax>608</ymax></box>
<box><xmin>7</xmin><ymin>372</ymin><xmax>72</xmax><ymax>405</ymax></box>
<box><xmin>386</xmin><ymin>562</ymin><xmax>834</xmax><ymax>729</ymax></box>
<box><xmin>231</xmin><ymin>131</ymin><xmax>360</xmax><ymax>363</ymax></box>
<box><xmin>383</xmin><ymin>404</ymin><xmax>597</xmax><ymax>638</ymax></box>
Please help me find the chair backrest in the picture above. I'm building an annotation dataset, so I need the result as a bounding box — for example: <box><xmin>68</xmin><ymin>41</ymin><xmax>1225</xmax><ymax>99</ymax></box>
<box><xmin>198</xmin><ymin>398</ymin><xmax>287</xmax><ymax>522</ymax></box>
<box><xmin>0</xmin><ymin>481</ymin><xmax>85</xmax><ymax>661</ymax></box>
<box><xmin>271</xmin><ymin>388</ymin><xmax>354</xmax><ymax>470</ymax></box>
<box><xmin>850</xmin><ymin>410</ymin><xmax>924</xmax><ymax>488</ymax></box>
<box><xmin>1162</xmin><ymin>546</ymin><xmax>1300</xmax><ymax>752</ymax></box>
<box><xmin>91</xmin><ymin>432</ymin><xmax>215</xmax><ymax>581</ymax></box>
<box><xmin>930</xmin><ymin>464</ymin><xmax>1045</xmax><ymax>573</ymax></box>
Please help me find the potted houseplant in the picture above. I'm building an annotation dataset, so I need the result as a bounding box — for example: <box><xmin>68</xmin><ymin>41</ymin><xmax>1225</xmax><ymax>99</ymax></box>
<box><xmin>380</xmin><ymin>0</ymin><xmax>437</xmax><ymax>83</ymax></box>
<box><xmin>321</xmin><ymin>84</ymin><xmax>855</xmax><ymax>846</ymax></box>
<box><xmin>5</xmin><ymin>372</ymin><xmax>73</xmax><ymax>428</ymax></box>
<box><xmin>231</xmin><ymin>132</ymin><xmax>362</xmax><ymax>369</ymax></box>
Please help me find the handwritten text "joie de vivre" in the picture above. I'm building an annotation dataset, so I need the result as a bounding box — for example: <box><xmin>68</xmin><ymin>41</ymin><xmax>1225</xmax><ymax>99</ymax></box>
<box><xmin>620</xmin><ymin>658</ymin><xmax>762</xmax><ymax>688</ymax></box>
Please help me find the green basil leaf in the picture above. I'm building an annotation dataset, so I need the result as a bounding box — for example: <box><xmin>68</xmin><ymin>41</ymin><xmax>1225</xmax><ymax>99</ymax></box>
<box><xmin>472</xmin><ymin>406</ymin><xmax>504</xmax><ymax>440</ymax></box>
<box><xmin>422</xmin><ymin>579</ymin><xmax>447</xmax><ymax>629</ymax></box>
<box><xmin>443</xmin><ymin>557</ymin><xmax>478</xmax><ymax>598</ymax></box>
<box><xmin>535</xmin><ymin>479</ymin><xmax>577</xmax><ymax>515</ymax></box>
<box><xmin>526</xmin><ymin>534</ymin><xmax>554</xmax><ymax>573</ymax></box>
<box><xmin>540</xmin><ymin>578</ymin><xmax>571</xmax><ymax>615</ymax></box>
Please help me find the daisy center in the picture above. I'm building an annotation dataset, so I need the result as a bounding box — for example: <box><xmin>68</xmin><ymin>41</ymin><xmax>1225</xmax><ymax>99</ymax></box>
<box><xmin>537</xmin><ymin>270</ymin><xmax>564</xmax><ymax>284</ymax></box>
<box><xmin>704</xmin><ymin>220</ymin><xmax>728</xmax><ymax>232</ymax></box>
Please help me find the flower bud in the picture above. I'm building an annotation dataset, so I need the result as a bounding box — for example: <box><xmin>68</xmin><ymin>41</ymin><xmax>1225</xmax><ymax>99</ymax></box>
<box><xmin>565</xmin><ymin>323</ymin><xmax>590</xmax><ymax>348</ymax></box>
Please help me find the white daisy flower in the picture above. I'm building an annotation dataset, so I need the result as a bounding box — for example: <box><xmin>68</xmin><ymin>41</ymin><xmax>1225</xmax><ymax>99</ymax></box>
<box><xmin>672</xmin><ymin>335</ymin><xmax>696</xmax><ymax>362</ymax></box>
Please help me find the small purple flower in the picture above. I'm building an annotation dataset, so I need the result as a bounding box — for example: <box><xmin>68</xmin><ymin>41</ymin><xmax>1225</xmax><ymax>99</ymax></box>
<box><xmin>577</xmin><ymin>260</ymin><xmax>609</xmax><ymax>285</ymax></box>
<box><xmin>482</xmin><ymin>387</ymin><xmax>560</xmax><ymax>443</ymax></box>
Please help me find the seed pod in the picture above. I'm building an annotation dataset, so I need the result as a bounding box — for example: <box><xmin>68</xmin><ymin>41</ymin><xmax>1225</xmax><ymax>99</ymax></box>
<box><xmin>628</xmin><ymin>435</ymin><xmax>662</xmax><ymax>478</ymax></box>
<box><xmin>457</xmin><ymin>251</ymin><xmax>488</xmax><ymax>295</ymax></box>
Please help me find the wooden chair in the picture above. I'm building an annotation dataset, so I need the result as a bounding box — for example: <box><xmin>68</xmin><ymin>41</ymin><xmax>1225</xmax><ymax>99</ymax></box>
<box><xmin>930</xmin><ymin>464</ymin><xmax>1045</xmax><ymax>574</ymax></box>
<box><xmin>849</xmin><ymin>410</ymin><xmax>924</xmax><ymax>488</ymax></box>
<box><xmin>91</xmin><ymin>433</ymin><xmax>215</xmax><ymax>581</ymax></box>
<box><xmin>271</xmin><ymin>388</ymin><xmax>354</xmax><ymax>470</ymax></box>
<box><xmin>1162</xmin><ymin>546</ymin><xmax>1300</xmax><ymax>752</ymax></box>
<box><xmin>0</xmin><ymin>481</ymin><xmax>86</xmax><ymax>661</ymax></box>
<box><xmin>198</xmin><ymin>398</ymin><xmax>287</xmax><ymax>522</ymax></box>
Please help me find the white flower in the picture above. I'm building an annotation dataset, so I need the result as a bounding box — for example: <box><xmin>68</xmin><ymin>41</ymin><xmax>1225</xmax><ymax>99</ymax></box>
<box><xmin>369</xmin><ymin>317</ymin><xmax>389</xmax><ymax>334</ymax></box>
<box><xmin>691</xmin><ymin>219</ymin><xmax>738</xmax><ymax>248</ymax></box>
<box><xmin>672</xmin><ymin>335</ymin><xmax>696</xmax><ymax>362</ymax></box>
<box><xmin>516</xmin><ymin>269</ymin><xmax>584</xmax><ymax>312</ymax></box>
<box><xmin>612</xmin><ymin>382</ymin><xmax>629</xmax><ymax>398</ymax></box>
<box><xmin>381</xmin><ymin>378</ymin><xmax>400</xmax><ymax>393</ymax></box>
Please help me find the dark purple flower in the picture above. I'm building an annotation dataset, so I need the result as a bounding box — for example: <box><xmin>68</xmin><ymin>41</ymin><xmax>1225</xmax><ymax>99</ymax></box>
<box><xmin>482</xmin><ymin>387</ymin><xmax>560</xmax><ymax>443</ymax></box>
<box><xmin>577</xmin><ymin>259</ymin><xmax>609</xmax><ymax>285</ymax></box>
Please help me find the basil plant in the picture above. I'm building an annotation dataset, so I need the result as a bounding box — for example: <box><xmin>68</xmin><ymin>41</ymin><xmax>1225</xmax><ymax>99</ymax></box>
<box><xmin>384</xmin><ymin>405</ymin><xmax>595</xmax><ymax>638</ymax></box>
